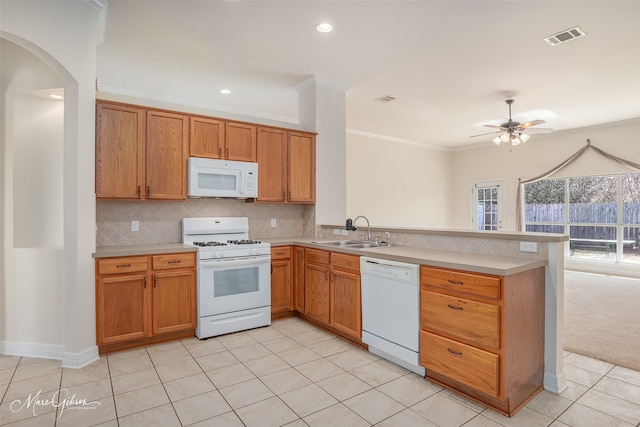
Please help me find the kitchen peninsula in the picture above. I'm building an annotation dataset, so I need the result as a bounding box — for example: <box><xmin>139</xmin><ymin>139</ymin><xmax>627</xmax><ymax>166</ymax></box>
<box><xmin>262</xmin><ymin>225</ymin><xmax>567</xmax><ymax>415</ymax></box>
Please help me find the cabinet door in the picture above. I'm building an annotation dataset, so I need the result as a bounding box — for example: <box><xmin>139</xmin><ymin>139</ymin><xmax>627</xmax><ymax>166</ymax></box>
<box><xmin>294</xmin><ymin>247</ymin><xmax>305</xmax><ymax>312</ymax></box>
<box><xmin>256</xmin><ymin>127</ymin><xmax>287</xmax><ymax>202</ymax></box>
<box><xmin>152</xmin><ymin>270</ymin><xmax>196</xmax><ymax>335</ymax></box>
<box><xmin>271</xmin><ymin>259</ymin><xmax>293</xmax><ymax>314</ymax></box>
<box><xmin>96</xmin><ymin>102</ymin><xmax>145</xmax><ymax>199</ymax></box>
<box><xmin>190</xmin><ymin>116</ymin><xmax>224</xmax><ymax>159</ymax></box>
<box><xmin>330</xmin><ymin>269</ymin><xmax>361</xmax><ymax>339</ymax></box>
<box><xmin>226</xmin><ymin>122</ymin><xmax>256</xmax><ymax>161</ymax></box>
<box><xmin>304</xmin><ymin>263</ymin><xmax>330</xmax><ymax>324</ymax></box>
<box><xmin>146</xmin><ymin>110</ymin><xmax>189</xmax><ymax>200</ymax></box>
<box><xmin>288</xmin><ymin>132</ymin><xmax>315</xmax><ymax>203</ymax></box>
<box><xmin>96</xmin><ymin>274</ymin><xmax>149</xmax><ymax>344</ymax></box>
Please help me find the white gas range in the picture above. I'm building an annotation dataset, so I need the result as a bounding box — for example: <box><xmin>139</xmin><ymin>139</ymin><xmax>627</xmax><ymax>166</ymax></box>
<box><xmin>182</xmin><ymin>217</ymin><xmax>271</xmax><ymax>339</ymax></box>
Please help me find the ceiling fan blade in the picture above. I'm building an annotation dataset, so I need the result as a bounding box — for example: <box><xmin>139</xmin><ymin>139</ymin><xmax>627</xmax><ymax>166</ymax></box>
<box><xmin>483</xmin><ymin>124</ymin><xmax>508</xmax><ymax>130</ymax></box>
<box><xmin>523</xmin><ymin>127</ymin><xmax>554</xmax><ymax>134</ymax></box>
<box><xmin>519</xmin><ymin>119</ymin><xmax>546</xmax><ymax>129</ymax></box>
<box><xmin>470</xmin><ymin>130</ymin><xmax>501</xmax><ymax>138</ymax></box>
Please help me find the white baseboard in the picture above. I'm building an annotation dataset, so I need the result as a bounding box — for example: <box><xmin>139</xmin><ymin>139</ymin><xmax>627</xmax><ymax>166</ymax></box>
<box><xmin>62</xmin><ymin>346</ymin><xmax>100</xmax><ymax>369</ymax></box>
<box><xmin>544</xmin><ymin>371</ymin><xmax>568</xmax><ymax>395</ymax></box>
<box><xmin>0</xmin><ymin>341</ymin><xmax>99</xmax><ymax>369</ymax></box>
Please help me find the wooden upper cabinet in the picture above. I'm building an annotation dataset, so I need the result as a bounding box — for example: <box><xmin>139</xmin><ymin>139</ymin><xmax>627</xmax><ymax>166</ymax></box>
<box><xmin>146</xmin><ymin>110</ymin><xmax>189</xmax><ymax>200</ymax></box>
<box><xmin>288</xmin><ymin>131</ymin><xmax>316</xmax><ymax>203</ymax></box>
<box><xmin>190</xmin><ymin>116</ymin><xmax>225</xmax><ymax>159</ymax></box>
<box><xmin>226</xmin><ymin>122</ymin><xmax>256</xmax><ymax>162</ymax></box>
<box><xmin>96</xmin><ymin>102</ymin><xmax>145</xmax><ymax>199</ymax></box>
<box><xmin>257</xmin><ymin>127</ymin><xmax>287</xmax><ymax>202</ymax></box>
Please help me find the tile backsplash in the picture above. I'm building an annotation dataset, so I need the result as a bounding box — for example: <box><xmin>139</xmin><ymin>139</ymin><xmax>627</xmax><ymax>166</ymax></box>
<box><xmin>96</xmin><ymin>199</ymin><xmax>315</xmax><ymax>246</ymax></box>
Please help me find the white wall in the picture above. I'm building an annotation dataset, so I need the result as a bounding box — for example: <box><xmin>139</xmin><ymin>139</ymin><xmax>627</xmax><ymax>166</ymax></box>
<box><xmin>1</xmin><ymin>1</ymin><xmax>99</xmax><ymax>366</ymax></box>
<box><xmin>1</xmin><ymin>39</ymin><xmax>66</xmax><ymax>349</ymax></box>
<box><xmin>451</xmin><ymin>119</ymin><xmax>640</xmax><ymax>231</ymax></box>
<box><xmin>346</xmin><ymin>132</ymin><xmax>453</xmax><ymax>228</ymax></box>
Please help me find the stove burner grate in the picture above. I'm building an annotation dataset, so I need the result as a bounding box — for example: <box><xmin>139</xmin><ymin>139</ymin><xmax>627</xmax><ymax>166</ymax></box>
<box><xmin>193</xmin><ymin>241</ymin><xmax>227</xmax><ymax>247</ymax></box>
<box><xmin>227</xmin><ymin>239</ymin><xmax>262</xmax><ymax>245</ymax></box>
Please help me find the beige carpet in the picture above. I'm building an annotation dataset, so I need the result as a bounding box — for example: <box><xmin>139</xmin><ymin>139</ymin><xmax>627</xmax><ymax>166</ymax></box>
<box><xmin>564</xmin><ymin>270</ymin><xmax>640</xmax><ymax>371</ymax></box>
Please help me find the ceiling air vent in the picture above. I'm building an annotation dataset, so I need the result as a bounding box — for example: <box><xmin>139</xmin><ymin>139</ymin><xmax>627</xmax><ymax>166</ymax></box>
<box><xmin>374</xmin><ymin>95</ymin><xmax>396</xmax><ymax>103</ymax></box>
<box><xmin>544</xmin><ymin>26</ymin><xmax>586</xmax><ymax>46</ymax></box>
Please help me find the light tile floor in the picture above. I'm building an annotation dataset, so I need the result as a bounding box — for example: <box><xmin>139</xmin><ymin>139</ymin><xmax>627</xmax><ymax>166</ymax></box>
<box><xmin>1</xmin><ymin>317</ymin><xmax>639</xmax><ymax>426</ymax></box>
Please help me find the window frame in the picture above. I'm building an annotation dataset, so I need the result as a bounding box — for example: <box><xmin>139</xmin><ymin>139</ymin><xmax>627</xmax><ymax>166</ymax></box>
<box><xmin>524</xmin><ymin>173</ymin><xmax>640</xmax><ymax>264</ymax></box>
<box><xmin>471</xmin><ymin>180</ymin><xmax>504</xmax><ymax>231</ymax></box>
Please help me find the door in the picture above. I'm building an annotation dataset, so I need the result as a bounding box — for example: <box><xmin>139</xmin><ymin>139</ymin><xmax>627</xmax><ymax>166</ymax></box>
<box><xmin>152</xmin><ymin>270</ymin><xmax>196</xmax><ymax>335</ymax></box>
<box><xmin>257</xmin><ymin>127</ymin><xmax>287</xmax><ymax>202</ymax></box>
<box><xmin>304</xmin><ymin>262</ymin><xmax>330</xmax><ymax>323</ymax></box>
<box><xmin>96</xmin><ymin>274</ymin><xmax>149</xmax><ymax>344</ymax></box>
<box><xmin>271</xmin><ymin>258</ymin><xmax>292</xmax><ymax>314</ymax></box>
<box><xmin>198</xmin><ymin>257</ymin><xmax>271</xmax><ymax>316</ymax></box>
<box><xmin>225</xmin><ymin>122</ymin><xmax>256</xmax><ymax>161</ymax></box>
<box><xmin>146</xmin><ymin>110</ymin><xmax>189</xmax><ymax>199</ymax></box>
<box><xmin>472</xmin><ymin>180</ymin><xmax>504</xmax><ymax>231</ymax></box>
<box><xmin>294</xmin><ymin>247</ymin><xmax>305</xmax><ymax>312</ymax></box>
<box><xmin>330</xmin><ymin>269</ymin><xmax>361</xmax><ymax>339</ymax></box>
<box><xmin>288</xmin><ymin>132</ymin><xmax>315</xmax><ymax>203</ymax></box>
<box><xmin>95</xmin><ymin>102</ymin><xmax>145</xmax><ymax>199</ymax></box>
<box><xmin>190</xmin><ymin>116</ymin><xmax>225</xmax><ymax>159</ymax></box>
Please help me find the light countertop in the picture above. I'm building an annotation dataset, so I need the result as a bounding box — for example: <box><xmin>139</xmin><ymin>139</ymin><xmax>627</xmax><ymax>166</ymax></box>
<box><xmin>93</xmin><ymin>239</ymin><xmax>546</xmax><ymax>276</ymax></box>
<box><xmin>264</xmin><ymin>238</ymin><xmax>547</xmax><ymax>276</ymax></box>
<box><xmin>93</xmin><ymin>243</ymin><xmax>196</xmax><ymax>259</ymax></box>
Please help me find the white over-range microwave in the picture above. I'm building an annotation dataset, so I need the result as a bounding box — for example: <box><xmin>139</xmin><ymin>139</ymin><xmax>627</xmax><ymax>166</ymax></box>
<box><xmin>188</xmin><ymin>157</ymin><xmax>258</xmax><ymax>199</ymax></box>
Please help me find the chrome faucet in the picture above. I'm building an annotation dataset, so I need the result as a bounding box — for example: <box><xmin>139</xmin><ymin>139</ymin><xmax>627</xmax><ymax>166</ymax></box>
<box><xmin>346</xmin><ymin>216</ymin><xmax>371</xmax><ymax>242</ymax></box>
<box><xmin>384</xmin><ymin>232</ymin><xmax>392</xmax><ymax>247</ymax></box>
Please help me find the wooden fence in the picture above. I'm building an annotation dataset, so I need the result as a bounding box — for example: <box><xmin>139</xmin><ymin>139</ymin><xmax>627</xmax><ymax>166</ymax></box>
<box><xmin>525</xmin><ymin>203</ymin><xmax>640</xmax><ymax>243</ymax></box>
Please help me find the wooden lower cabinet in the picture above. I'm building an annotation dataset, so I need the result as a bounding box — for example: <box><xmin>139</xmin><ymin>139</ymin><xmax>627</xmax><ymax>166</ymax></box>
<box><xmin>304</xmin><ymin>250</ymin><xmax>330</xmax><ymax>324</ymax></box>
<box><xmin>96</xmin><ymin>252</ymin><xmax>196</xmax><ymax>353</ymax></box>
<box><xmin>419</xmin><ymin>265</ymin><xmax>545</xmax><ymax>416</ymax></box>
<box><xmin>300</xmin><ymin>248</ymin><xmax>361</xmax><ymax>341</ymax></box>
<box><xmin>152</xmin><ymin>270</ymin><xmax>196</xmax><ymax>335</ymax></box>
<box><xmin>96</xmin><ymin>273</ymin><xmax>149</xmax><ymax>345</ymax></box>
<box><xmin>293</xmin><ymin>247</ymin><xmax>305</xmax><ymax>312</ymax></box>
<box><xmin>271</xmin><ymin>246</ymin><xmax>293</xmax><ymax>315</ymax></box>
<box><xmin>329</xmin><ymin>253</ymin><xmax>361</xmax><ymax>340</ymax></box>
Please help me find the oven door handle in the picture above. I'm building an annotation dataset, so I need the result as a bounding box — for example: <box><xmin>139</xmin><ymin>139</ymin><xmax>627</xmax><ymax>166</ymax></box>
<box><xmin>199</xmin><ymin>256</ymin><xmax>270</xmax><ymax>268</ymax></box>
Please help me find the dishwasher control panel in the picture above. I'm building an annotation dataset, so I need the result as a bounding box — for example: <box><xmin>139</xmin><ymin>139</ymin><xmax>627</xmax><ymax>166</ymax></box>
<box><xmin>360</xmin><ymin>257</ymin><xmax>419</xmax><ymax>283</ymax></box>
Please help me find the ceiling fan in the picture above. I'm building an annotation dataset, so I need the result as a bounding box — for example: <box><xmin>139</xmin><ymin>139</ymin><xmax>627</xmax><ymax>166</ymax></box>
<box><xmin>471</xmin><ymin>99</ymin><xmax>553</xmax><ymax>146</ymax></box>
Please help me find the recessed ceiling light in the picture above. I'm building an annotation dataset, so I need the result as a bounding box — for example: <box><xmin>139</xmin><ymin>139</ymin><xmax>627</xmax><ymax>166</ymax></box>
<box><xmin>316</xmin><ymin>22</ymin><xmax>333</xmax><ymax>33</ymax></box>
<box><xmin>49</xmin><ymin>94</ymin><xmax>63</xmax><ymax>100</ymax></box>
<box><xmin>219</xmin><ymin>89</ymin><xmax>231</xmax><ymax>94</ymax></box>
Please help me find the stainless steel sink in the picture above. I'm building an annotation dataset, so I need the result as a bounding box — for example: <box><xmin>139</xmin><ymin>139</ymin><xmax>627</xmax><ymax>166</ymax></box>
<box><xmin>345</xmin><ymin>243</ymin><xmax>379</xmax><ymax>248</ymax></box>
<box><xmin>312</xmin><ymin>240</ymin><xmax>380</xmax><ymax>248</ymax></box>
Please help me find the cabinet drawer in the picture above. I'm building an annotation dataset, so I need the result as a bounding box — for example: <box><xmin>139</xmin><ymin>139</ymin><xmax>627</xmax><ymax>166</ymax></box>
<box><xmin>306</xmin><ymin>248</ymin><xmax>330</xmax><ymax>265</ymax></box>
<box><xmin>152</xmin><ymin>253</ymin><xmax>195</xmax><ymax>270</ymax></box>
<box><xmin>331</xmin><ymin>252</ymin><xmax>360</xmax><ymax>272</ymax></box>
<box><xmin>420</xmin><ymin>331</ymin><xmax>499</xmax><ymax>398</ymax></box>
<box><xmin>421</xmin><ymin>266</ymin><xmax>501</xmax><ymax>300</ymax></box>
<box><xmin>421</xmin><ymin>291</ymin><xmax>500</xmax><ymax>349</ymax></box>
<box><xmin>271</xmin><ymin>246</ymin><xmax>292</xmax><ymax>260</ymax></box>
<box><xmin>97</xmin><ymin>257</ymin><xmax>148</xmax><ymax>275</ymax></box>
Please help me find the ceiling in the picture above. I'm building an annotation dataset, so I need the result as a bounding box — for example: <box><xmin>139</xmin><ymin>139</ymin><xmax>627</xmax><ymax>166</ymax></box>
<box><xmin>96</xmin><ymin>1</ymin><xmax>640</xmax><ymax>149</ymax></box>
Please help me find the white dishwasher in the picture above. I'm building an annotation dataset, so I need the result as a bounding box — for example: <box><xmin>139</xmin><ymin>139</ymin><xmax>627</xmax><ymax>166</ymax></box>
<box><xmin>360</xmin><ymin>257</ymin><xmax>425</xmax><ymax>375</ymax></box>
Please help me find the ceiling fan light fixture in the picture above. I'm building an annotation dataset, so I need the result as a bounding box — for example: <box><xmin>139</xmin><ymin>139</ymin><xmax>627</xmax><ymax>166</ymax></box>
<box><xmin>493</xmin><ymin>136</ymin><xmax>502</xmax><ymax>145</ymax></box>
<box><xmin>520</xmin><ymin>133</ymin><xmax>531</xmax><ymax>143</ymax></box>
<box><xmin>500</xmin><ymin>133</ymin><xmax>510</xmax><ymax>143</ymax></box>
<box><xmin>512</xmin><ymin>136</ymin><xmax>522</xmax><ymax>146</ymax></box>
